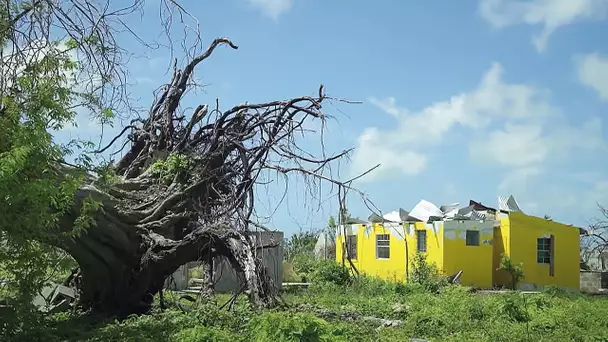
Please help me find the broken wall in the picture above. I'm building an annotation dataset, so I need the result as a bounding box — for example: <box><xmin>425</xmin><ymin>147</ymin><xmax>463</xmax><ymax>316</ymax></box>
<box><xmin>443</xmin><ymin>220</ymin><xmax>494</xmax><ymax>288</ymax></box>
<box><xmin>580</xmin><ymin>271</ymin><xmax>608</xmax><ymax>294</ymax></box>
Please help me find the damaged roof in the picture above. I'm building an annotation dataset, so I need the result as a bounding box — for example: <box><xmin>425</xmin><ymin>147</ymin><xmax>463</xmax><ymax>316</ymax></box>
<box><xmin>357</xmin><ymin>195</ymin><xmax>584</xmax><ymax>233</ymax></box>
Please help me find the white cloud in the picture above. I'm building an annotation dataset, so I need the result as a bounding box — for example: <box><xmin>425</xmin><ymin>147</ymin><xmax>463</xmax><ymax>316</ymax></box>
<box><xmin>247</xmin><ymin>0</ymin><xmax>292</xmax><ymax>21</ymax></box>
<box><xmin>351</xmin><ymin>127</ymin><xmax>428</xmax><ymax>180</ymax></box>
<box><xmin>353</xmin><ymin>61</ymin><xmax>605</xmax><ymax>194</ymax></box>
<box><xmin>470</xmin><ymin>123</ymin><xmax>548</xmax><ymax>168</ymax></box>
<box><xmin>540</xmin><ymin>178</ymin><xmax>608</xmax><ymax>215</ymax></box>
<box><xmin>479</xmin><ymin>0</ymin><xmax>608</xmax><ymax>51</ymax></box>
<box><xmin>498</xmin><ymin>166</ymin><xmax>543</xmax><ymax>192</ymax></box>
<box><xmin>351</xmin><ymin>63</ymin><xmax>556</xmax><ymax>182</ymax></box>
<box><xmin>469</xmin><ymin>118</ymin><xmax>604</xmax><ymax>196</ymax></box>
<box><xmin>470</xmin><ymin>117</ymin><xmax>604</xmax><ymax>169</ymax></box>
<box><xmin>576</xmin><ymin>52</ymin><xmax>608</xmax><ymax>101</ymax></box>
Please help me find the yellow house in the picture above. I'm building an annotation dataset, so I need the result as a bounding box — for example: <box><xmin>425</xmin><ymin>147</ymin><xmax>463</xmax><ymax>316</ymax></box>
<box><xmin>336</xmin><ymin>211</ymin><xmax>582</xmax><ymax>290</ymax></box>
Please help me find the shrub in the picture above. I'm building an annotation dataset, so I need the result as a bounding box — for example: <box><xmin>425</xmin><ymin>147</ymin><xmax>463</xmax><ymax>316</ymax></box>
<box><xmin>541</xmin><ymin>284</ymin><xmax>569</xmax><ymax>297</ymax></box>
<box><xmin>292</xmin><ymin>253</ymin><xmax>316</xmax><ymax>281</ymax></box>
<box><xmin>499</xmin><ymin>293</ymin><xmax>530</xmax><ymax>323</ymax></box>
<box><xmin>310</xmin><ymin>261</ymin><xmax>350</xmax><ymax>286</ymax></box>
<box><xmin>350</xmin><ymin>275</ymin><xmax>397</xmax><ymax>295</ymax></box>
<box><xmin>497</xmin><ymin>254</ymin><xmax>524</xmax><ymax>290</ymax></box>
<box><xmin>395</xmin><ymin>281</ymin><xmax>425</xmax><ymax>295</ymax></box>
<box><xmin>246</xmin><ymin>312</ymin><xmax>346</xmax><ymax>342</ymax></box>
<box><xmin>408</xmin><ymin>253</ymin><xmax>448</xmax><ymax>292</ymax></box>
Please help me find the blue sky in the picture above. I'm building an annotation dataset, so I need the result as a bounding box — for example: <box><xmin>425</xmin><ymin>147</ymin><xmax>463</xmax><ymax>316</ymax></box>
<box><xmin>55</xmin><ymin>0</ymin><xmax>608</xmax><ymax>235</ymax></box>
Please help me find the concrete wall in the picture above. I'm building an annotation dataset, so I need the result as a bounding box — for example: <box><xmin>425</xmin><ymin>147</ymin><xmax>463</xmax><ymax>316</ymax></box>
<box><xmin>506</xmin><ymin>212</ymin><xmax>580</xmax><ymax>291</ymax></box>
<box><xmin>580</xmin><ymin>271</ymin><xmax>608</xmax><ymax>294</ymax></box>
<box><xmin>336</xmin><ymin>221</ymin><xmax>495</xmax><ymax>287</ymax></box>
<box><xmin>336</xmin><ymin>213</ymin><xmax>580</xmax><ymax>291</ymax></box>
<box><xmin>213</xmin><ymin>231</ymin><xmax>283</xmax><ymax>293</ymax></box>
<box><xmin>165</xmin><ymin>264</ymin><xmax>189</xmax><ymax>291</ymax></box>
<box><xmin>336</xmin><ymin>222</ymin><xmax>444</xmax><ymax>283</ymax></box>
<box><xmin>443</xmin><ymin>220</ymin><xmax>494</xmax><ymax>289</ymax></box>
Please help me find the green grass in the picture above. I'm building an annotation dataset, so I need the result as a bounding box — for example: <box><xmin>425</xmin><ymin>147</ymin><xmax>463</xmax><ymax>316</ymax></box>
<box><xmin>4</xmin><ymin>279</ymin><xmax>608</xmax><ymax>342</ymax></box>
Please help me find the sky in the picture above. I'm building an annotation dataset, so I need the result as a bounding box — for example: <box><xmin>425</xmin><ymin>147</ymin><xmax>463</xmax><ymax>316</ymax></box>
<box><xmin>54</xmin><ymin>0</ymin><xmax>608</xmax><ymax>236</ymax></box>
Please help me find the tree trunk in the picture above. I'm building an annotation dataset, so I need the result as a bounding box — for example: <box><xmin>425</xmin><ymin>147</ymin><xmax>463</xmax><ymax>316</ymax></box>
<box><xmin>54</xmin><ymin>187</ymin><xmax>277</xmax><ymax>315</ymax></box>
<box><xmin>201</xmin><ymin>255</ymin><xmax>214</xmax><ymax>298</ymax></box>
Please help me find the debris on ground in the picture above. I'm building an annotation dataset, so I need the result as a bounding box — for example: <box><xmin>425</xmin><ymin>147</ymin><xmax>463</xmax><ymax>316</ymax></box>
<box><xmin>32</xmin><ymin>282</ymin><xmax>77</xmax><ymax>313</ymax></box>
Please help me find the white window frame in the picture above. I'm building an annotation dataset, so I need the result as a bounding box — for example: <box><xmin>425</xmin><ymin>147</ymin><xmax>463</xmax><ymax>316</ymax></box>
<box><xmin>376</xmin><ymin>234</ymin><xmax>390</xmax><ymax>259</ymax></box>
<box><xmin>537</xmin><ymin>237</ymin><xmax>551</xmax><ymax>264</ymax></box>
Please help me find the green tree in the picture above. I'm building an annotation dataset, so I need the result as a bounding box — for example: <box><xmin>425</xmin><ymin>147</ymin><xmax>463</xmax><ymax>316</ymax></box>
<box><xmin>0</xmin><ymin>1</ymin><xmax>119</xmax><ymax>311</ymax></box>
<box><xmin>284</xmin><ymin>229</ymin><xmax>318</xmax><ymax>262</ymax></box>
<box><xmin>328</xmin><ymin>216</ymin><xmax>337</xmax><ymax>229</ymax></box>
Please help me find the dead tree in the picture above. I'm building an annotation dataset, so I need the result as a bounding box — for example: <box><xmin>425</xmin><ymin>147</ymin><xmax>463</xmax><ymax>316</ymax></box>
<box><xmin>1</xmin><ymin>1</ymin><xmax>371</xmax><ymax>315</ymax></box>
<box><xmin>581</xmin><ymin>205</ymin><xmax>608</xmax><ymax>270</ymax></box>
<box><xmin>52</xmin><ymin>37</ymin><xmax>363</xmax><ymax>315</ymax></box>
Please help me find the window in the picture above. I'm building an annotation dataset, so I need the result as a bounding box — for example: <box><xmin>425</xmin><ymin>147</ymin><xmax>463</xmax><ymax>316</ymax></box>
<box><xmin>376</xmin><ymin>234</ymin><xmax>390</xmax><ymax>259</ymax></box>
<box><xmin>465</xmin><ymin>230</ymin><xmax>480</xmax><ymax>246</ymax></box>
<box><xmin>416</xmin><ymin>230</ymin><xmax>427</xmax><ymax>252</ymax></box>
<box><xmin>345</xmin><ymin>235</ymin><xmax>357</xmax><ymax>260</ymax></box>
<box><xmin>537</xmin><ymin>237</ymin><xmax>551</xmax><ymax>264</ymax></box>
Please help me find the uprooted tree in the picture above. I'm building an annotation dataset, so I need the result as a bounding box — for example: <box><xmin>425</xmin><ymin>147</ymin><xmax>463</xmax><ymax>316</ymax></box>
<box><xmin>1</xmin><ymin>0</ymin><xmax>369</xmax><ymax>316</ymax></box>
<box><xmin>63</xmin><ymin>37</ymin><xmax>362</xmax><ymax>314</ymax></box>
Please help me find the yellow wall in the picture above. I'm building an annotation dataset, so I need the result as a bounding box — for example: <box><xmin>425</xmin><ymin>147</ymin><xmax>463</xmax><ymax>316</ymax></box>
<box><xmin>336</xmin><ymin>213</ymin><xmax>580</xmax><ymax>291</ymax></box>
<box><xmin>507</xmin><ymin>212</ymin><xmax>580</xmax><ymax>290</ymax></box>
<box><xmin>442</xmin><ymin>220</ymin><xmax>494</xmax><ymax>288</ymax></box>
<box><xmin>336</xmin><ymin>222</ymin><xmax>444</xmax><ymax>282</ymax></box>
<box><xmin>413</xmin><ymin>222</ymin><xmax>444</xmax><ymax>273</ymax></box>
<box><xmin>363</xmin><ymin>223</ymin><xmax>407</xmax><ymax>281</ymax></box>
<box><xmin>492</xmin><ymin>214</ymin><xmax>511</xmax><ymax>287</ymax></box>
<box><xmin>335</xmin><ymin>223</ymin><xmax>365</xmax><ymax>274</ymax></box>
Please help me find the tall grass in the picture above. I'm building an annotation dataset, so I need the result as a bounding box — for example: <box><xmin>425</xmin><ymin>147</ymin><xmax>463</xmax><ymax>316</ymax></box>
<box><xmin>5</xmin><ymin>258</ymin><xmax>608</xmax><ymax>341</ymax></box>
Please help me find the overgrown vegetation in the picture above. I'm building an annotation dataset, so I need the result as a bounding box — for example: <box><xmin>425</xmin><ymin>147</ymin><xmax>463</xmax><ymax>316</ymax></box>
<box><xmin>3</xmin><ymin>224</ymin><xmax>608</xmax><ymax>340</ymax></box>
<box><xmin>408</xmin><ymin>252</ymin><xmax>449</xmax><ymax>292</ymax></box>
<box><xmin>6</xmin><ymin>258</ymin><xmax>608</xmax><ymax>341</ymax></box>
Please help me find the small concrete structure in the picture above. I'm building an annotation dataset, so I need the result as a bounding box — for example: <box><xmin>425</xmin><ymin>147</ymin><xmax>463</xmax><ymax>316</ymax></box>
<box><xmin>580</xmin><ymin>270</ymin><xmax>608</xmax><ymax>294</ymax></box>
<box><xmin>166</xmin><ymin>264</ymin><xmax>189</xmax><ymax>291</ymax></box>
<box><xmin>214</xmin><ymin>230</ymin><xmax>284</xmax><ymax>293</ymax></box>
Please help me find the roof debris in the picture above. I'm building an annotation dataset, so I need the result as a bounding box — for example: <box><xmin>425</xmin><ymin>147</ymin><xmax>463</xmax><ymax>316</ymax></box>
<box><xmin>341</xmin><ymin>195</ymin><xmax>583</xmax><ymax>233</ymax></box>
<box><xmin>377</xmin><ymin>195</ymin><xmax>524</xmax><ymax>224</ymax></box>
<box><xmin>498</xmin><ymin>195</ymin><xmax>523</xmax><ymax>213</ymax></box>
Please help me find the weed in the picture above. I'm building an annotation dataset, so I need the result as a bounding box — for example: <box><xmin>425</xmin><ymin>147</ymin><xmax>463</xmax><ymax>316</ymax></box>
<box><xmin>246</xmin><ymin>312</ymin><xmax>346</xmax><ymax>342</ymax></box>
